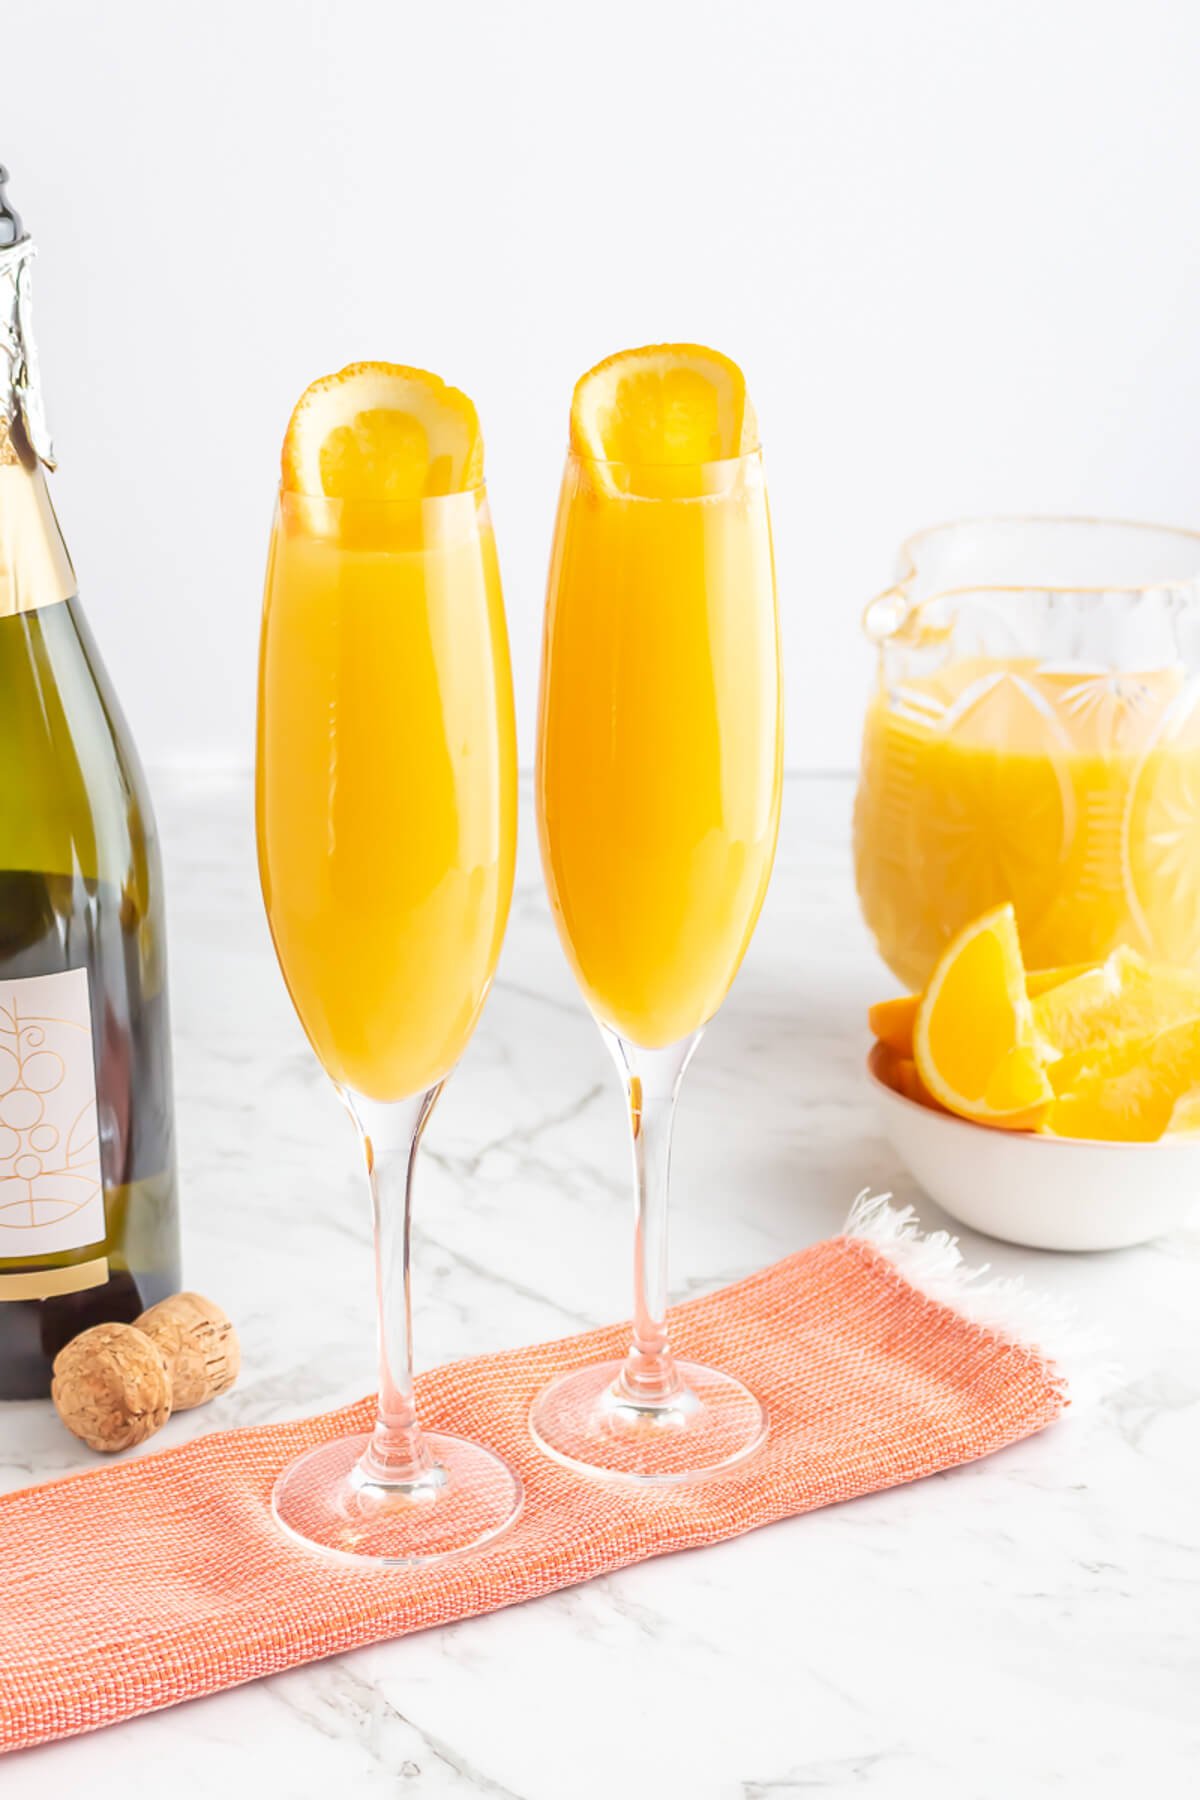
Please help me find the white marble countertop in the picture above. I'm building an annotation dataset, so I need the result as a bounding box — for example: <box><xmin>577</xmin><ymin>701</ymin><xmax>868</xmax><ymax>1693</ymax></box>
<box><xmin>3</xmin><ymin>774</ymin><xmax>1198</xmax><ymax>1797</ymax></box>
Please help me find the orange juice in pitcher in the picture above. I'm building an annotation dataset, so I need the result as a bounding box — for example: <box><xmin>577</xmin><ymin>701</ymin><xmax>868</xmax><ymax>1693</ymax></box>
<box><xmin>854</xmin><ymin>519</ymin><xmax>1200</xmax><ymax>989</ymax></box>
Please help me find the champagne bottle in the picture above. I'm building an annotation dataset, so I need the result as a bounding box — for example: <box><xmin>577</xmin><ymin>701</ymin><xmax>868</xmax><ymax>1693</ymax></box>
<box><xmin>0</xmin><ymin>168</ymin><xmax>180</xmax><ymax>1398</ymax></box>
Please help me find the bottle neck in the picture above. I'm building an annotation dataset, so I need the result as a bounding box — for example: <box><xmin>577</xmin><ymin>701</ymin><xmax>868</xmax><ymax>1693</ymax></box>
<box><xmin>0</xmin><ymin>428</ymin><xmax>75</xmax><ymax>617</ymax></box>
<box><xmin>1</xmin><ymin>228</ymin><xmax>70</xmax><ymax>618</ymax></box>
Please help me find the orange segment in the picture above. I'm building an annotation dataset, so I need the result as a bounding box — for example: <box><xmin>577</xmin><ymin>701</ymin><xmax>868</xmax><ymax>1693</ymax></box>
<box><xmin>985</xmin><ymin>1044</ymin><xmax>1053</xmax><ymax>1114</ymax></box>
<box><xmin>869</xmin><ymin>962</ymin><xmax>1089</xmax><ymax>1061</ymax></box>
<box><xmin>870</xmin><ymin>1044</ymin><xmax>948</xmax><ymax>1113</ymax></box>
<box><xmin>868</xmin><ymin>994</ymin><xmax>921</xmax><ymax>1058</ymax></box>
<box><xmin>1026</xmin><ymin>962</ymin><xmax>1096</xmax><ymax>998</ymax></box>
<box><xmin>874</xmin><ymin>913</ymin><xmax>1200</xmax><ymax>1142</ymax></box>
<box><xmin>1167</xmin><ymin>1085</ymin><xmax>1200</xmax><ymax>1135</ymax></box>
<box><xmin>913</xmin><ymin>904</ymin><xmax>1053</xmax><ymax>1128</ymax></box>
<box><xmin>281</xmin><ymin>362</ymin><xmax>483</xmax><ymax>501</ymax></box>
<box><xmin>569</xmin><ymin>345</ymin><xmax>758</xmax><ymax>497</ymax></box>
<box><xmin>1043</xmin><ymin>1017</ymin><xmax>1200</xmax><ymax>1141</ymax></box>
<box><xmin>1032</xmin><ymin>947</ymin><xmax>1200</xmax><ymax>1064</ymax></box>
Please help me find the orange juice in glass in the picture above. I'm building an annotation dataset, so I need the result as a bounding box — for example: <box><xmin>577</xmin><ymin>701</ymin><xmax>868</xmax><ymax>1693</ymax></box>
<box><xmin>256</xmin><ymin>364</ymin><xmax>521</xmax><ymax>1566</ymax></box>
<box><xmin>537</xmin><ymin>452</ymin><xmax>781</xmax><ymax>1047</ymax></box>
<box><xmin>854</xmin><ymin>518</ymin><xmax>1200</xmax><ymax>990</ymax></box>
<box><xmin>531</xmin><ymin>345</ymin><xmax>782</xmax><ymax>1484</ymax></box>
<box><xmin>259</xmin><ymin>487</ymin><xmax>515</xmax><ymax>1102</ymax></box>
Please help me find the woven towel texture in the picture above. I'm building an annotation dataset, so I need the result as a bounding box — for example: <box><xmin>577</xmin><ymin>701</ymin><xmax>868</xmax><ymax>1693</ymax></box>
<box><xmin>0</xmin><ymin>1235</ymin><xmax>1065</xmax><ymax>1753</ymax></box>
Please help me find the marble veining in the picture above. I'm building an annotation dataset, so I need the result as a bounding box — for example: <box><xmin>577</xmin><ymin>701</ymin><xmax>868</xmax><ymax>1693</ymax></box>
<box><xmin>1</xmin><ymin>774</ymin><xmax>1198</xmax><ymax>1797</ymax></box>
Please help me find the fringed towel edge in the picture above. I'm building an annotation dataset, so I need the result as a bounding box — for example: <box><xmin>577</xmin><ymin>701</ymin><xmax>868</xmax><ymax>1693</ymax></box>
<box><xmin>844</xmin><ymin>1190</ymin><xmax>1115</xmax><ymax>1405</ymax></box>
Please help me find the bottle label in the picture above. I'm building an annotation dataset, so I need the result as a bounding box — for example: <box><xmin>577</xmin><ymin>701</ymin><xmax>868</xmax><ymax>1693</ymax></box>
<box><xmin>0</xmin><ymin>967</ymin><xmax>106</xmax><ymax>1266</ymax></box>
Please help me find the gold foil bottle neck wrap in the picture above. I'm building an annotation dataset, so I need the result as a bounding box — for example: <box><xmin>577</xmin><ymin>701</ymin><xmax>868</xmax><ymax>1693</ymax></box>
<box><xmin>0</xmin><ymin>233</ymin><xmax>75</xmax><ymax>617</ymax></box>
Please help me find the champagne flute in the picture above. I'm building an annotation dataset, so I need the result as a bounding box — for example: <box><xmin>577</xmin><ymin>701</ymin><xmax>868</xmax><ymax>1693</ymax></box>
<box><xmin>256</xmin><ymin>365</ymin><xmax>522</xmax><ymax>1563</ymax></box>
<box><xmin>530</xmin><ymin>346</ymin><xmax>783</xmax><ymax>1483</ymax></box>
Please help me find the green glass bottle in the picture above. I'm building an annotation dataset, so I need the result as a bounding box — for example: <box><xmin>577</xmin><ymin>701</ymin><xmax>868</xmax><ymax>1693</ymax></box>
<box><xmin>0</xmin><ymin>169</ymin><xmax>180</xmax><ymax>1397</ymax></box>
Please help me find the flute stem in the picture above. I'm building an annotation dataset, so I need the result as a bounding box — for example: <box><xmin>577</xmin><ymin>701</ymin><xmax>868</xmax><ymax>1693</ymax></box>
<box><xmin>343</xmin><ymin>1085</ymin><xmax>443</xmax><ymax>1489</ymax></box>
<box><xmin>602</xmin><ymin>1027</ymin><xmax>702</xmax><ymax>1407</ymax></box>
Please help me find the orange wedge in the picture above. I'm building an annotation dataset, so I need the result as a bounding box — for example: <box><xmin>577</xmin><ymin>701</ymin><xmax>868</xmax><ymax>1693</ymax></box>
<box><xmin>1044</xmin><ymin>1017</ymin><xmax>1200</xmax><ymax>1141</ymax></box>
<box><xmin>1167</xmin><ymin>1086</ymin><xmax>1200</xmax><ymax>1135</ymax></box>
<box><xmin>871</xmin><ymin>1044</ymin><xmax>949</xmax><ymax>1113</ymax></box>
<box><xmin>569</xmin><ymin>344</ymin><xmax>757</xmax><ymax>496</ymax></box>
<box><xmin>1032</xmin><ymin>947</ymin><xmax>1200</xmax><ymax>1065</ymax></box>
<box><xmin>913</xmin><ymin>904</ymin><xmax>1053</xmax><ymax>1129</ymax></box>
<box><xmin>1025</xmin><ymin>964</ymin><xmax>1093</xmax><ymax>997</ymax></box>
<box><xmin>869</xmin><ymin>962</ymin><xmax>1089</xmax><ymax>1061</ymax></box>
<box><xmin>868</xmin><ymin>995</ymin><xmax>923</xmax><ymax>1058</ymax></box>
<box><xmin>281</xmin><ymin>362</ymin><xmax>483</xmax><ymax>501</ymax></box>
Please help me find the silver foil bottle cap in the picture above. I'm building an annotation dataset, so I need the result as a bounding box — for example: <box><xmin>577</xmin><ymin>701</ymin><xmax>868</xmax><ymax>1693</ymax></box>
<box><xmin>0</xmin><ymin>165</ymin><xmax>56</xmax><ymax>469</ymax></box>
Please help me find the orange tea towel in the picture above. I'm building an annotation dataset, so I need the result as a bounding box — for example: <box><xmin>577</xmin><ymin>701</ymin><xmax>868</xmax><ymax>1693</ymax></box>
<box><xmin>0</xmin><ymin>1197</ymin><xmax>1071</xmax><ymax>1753</ymax></box>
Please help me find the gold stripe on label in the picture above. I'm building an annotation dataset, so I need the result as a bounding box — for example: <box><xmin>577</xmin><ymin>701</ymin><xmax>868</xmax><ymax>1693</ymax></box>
<box><xmin>0</xmin><ymin>1257</ymin><xmax>109</xmax><ymax>1302</ymax></box>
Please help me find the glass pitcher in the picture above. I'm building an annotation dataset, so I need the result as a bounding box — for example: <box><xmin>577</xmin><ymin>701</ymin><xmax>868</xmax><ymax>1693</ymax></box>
<box><xmin>853</xmin><ymin>517</ymin><xmax>1200</xmax><ymax>989</ymax></box>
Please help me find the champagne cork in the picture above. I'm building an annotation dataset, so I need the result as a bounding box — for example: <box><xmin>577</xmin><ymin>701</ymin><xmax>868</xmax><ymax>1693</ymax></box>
<box><xmin>51</xmin><ymin>1293</ymin><xmax>240</xmax><ymax>1454</ymax></box>
<box><xmin>135</xmin><ymin>1292</ymin><xmax>240</xmax><ymax>1411</ymax></box>
<box><xmin>51</xmin><ymin>1323</ymin><xmax>172</xmax><ymax>1453</ymax></box>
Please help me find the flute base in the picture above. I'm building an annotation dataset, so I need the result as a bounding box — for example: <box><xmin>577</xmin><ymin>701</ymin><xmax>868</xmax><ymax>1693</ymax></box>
<box><xmin>271</xmin><ymin>1431</ymin><xmax>523</xmax><ymax>1567</ymax></box>
<box><xmin>529</xmin><ymin>1358</ymin><xmax>767</xmax><ymax>1485</ymax></box>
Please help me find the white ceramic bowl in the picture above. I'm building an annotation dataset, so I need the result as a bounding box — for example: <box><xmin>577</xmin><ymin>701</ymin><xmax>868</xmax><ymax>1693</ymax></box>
<box><xmin>867</xmin><ymin>1046</ymin><xmax>1200</xmax><ymax>1251</ymax></box>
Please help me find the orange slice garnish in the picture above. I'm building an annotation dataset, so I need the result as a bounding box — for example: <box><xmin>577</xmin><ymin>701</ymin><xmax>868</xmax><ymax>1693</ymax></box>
<box><xmin>913</xmin><ymin>904</ymin><xmax>1053</xmax><ymax>1129</ymax></box>
<box><xmin>569</xmin><ymin>344</ymin><xmax>757</xmax><ymax>496</ymax></box>
<box><xmin>281</xmin><ymin>362</ymin><xmax>483</xmax><ymax>501</ymax></box>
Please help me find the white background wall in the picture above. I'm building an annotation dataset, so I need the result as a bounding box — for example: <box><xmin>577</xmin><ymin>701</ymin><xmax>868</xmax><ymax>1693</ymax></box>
<box><xmin>8</xmin><ymin>0</ymin><xmax>1200</xmax><ymax>774</ymax></box>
